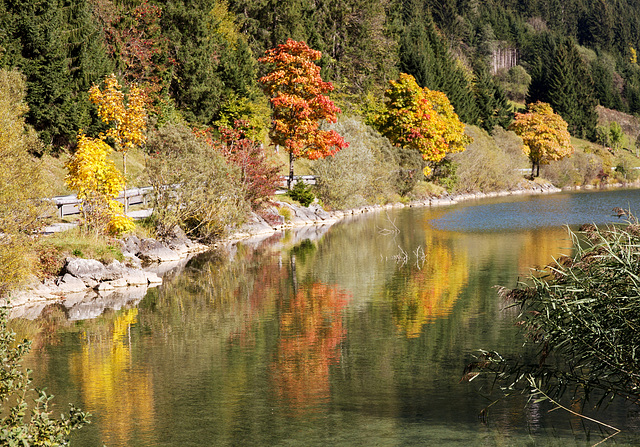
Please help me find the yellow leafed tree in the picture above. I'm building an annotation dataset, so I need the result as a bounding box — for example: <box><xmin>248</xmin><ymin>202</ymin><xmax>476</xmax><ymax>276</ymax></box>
<box><xmin>65</xmin><ymin>133</ymin><xmax>134</xmax><ymax>235</ymax></box>
<box><xmin>89</xmin><ymin>74</ymin><xmax>147</xmax><ymax>212</ymax></box>
<box><xmin>375</xmin><ymin>73</ymin><xmax>471</xmax><ymax>176</ymax></box>
<box><xmin>510</xmin><ymin>102</ymin><xmax>573</xmax><ymax>178</ymax></box>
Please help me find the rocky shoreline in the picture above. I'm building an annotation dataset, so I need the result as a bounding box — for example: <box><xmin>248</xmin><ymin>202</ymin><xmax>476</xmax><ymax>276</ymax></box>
<box><xmin>6</xmin><ymin>177</ymin><xmax>635</xmax><ymax>319</ymax></box>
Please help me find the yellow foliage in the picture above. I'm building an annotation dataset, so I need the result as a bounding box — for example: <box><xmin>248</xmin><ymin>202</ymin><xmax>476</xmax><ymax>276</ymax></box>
<box><xmin>65</xmin><ymin>133</ymin><xmax>134</xmax><ymax>235</ymax></box>
<box><xmin>376</xmin><ymin>73</ymin><xmax>471</xmax><ymax>176</ymax></box>
<box><xmin>89</xmin><ymin>74</ymin><xmax>147</xmax><ymax>153</ymax></box>
<box><xmin>510</xmin><ymin>102</ymin><xmax>573</xmax><ymax>175</ymax></box>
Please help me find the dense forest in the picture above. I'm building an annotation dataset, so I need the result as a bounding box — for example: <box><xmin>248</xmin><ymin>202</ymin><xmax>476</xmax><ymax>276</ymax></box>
<box><xmin>3</xmin><ymin>0</ymin><xmax>640</xmax><ymax>148</ymax></box>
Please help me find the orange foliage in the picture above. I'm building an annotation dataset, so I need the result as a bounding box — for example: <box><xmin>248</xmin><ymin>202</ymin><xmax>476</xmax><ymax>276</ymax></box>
<box><xmin>259</xmin><ymin>39</ymin><xmax>348</xmax><ymax>160</ymax></box>
<box><xmin>271</xmin><ymin>282</ymin><xmax>350</xmax><ymax>413</ymax></box>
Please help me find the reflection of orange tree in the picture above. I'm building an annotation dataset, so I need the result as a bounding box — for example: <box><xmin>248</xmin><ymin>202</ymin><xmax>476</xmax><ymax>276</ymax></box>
<box><xmin>271</xmin><ymin>283</ymin><xmax>350</xmax><ymax>413</ymax></box>
<box><xmin>390</xmin><ymin>237</ymin><xmax>469</xmax><ymax>338</ymax></box>
<box><xmin>69</xmin><ymin>307</ymin><xmax>155</xmax><ymax>446</ymax></box>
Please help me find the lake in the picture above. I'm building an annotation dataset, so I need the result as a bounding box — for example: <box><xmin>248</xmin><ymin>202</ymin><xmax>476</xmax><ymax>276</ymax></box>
<box><xmin>15</xmin><ymin>188</ymin><xmax>640</xmax><ymax>446</ymax></box>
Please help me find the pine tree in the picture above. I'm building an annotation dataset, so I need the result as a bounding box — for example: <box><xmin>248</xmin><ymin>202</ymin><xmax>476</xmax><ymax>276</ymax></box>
<box><xmin>161</xmin><ymin>0</ymin><xmax>257</xmax><ymax>126</ymax></box>
<box><xmin>399</xmin><ymin>3</ymin><xmax>478</xmax><ymax>123</ymax></box>
<box><xmin>474</xmin><ymin>67</ymin><xmax>512</xmax><ymax>131</ymax></box>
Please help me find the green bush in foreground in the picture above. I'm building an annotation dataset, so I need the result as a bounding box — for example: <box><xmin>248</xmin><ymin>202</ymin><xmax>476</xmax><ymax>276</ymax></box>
<box><xmin>467</xmin><ymin>217</ymin><xmax>640</xmax><ymax>407</ymax></box>
<box><xmin>0</xmin><ymin>305</ymin><xmax>90</xmax><ymax>445</ymax></box>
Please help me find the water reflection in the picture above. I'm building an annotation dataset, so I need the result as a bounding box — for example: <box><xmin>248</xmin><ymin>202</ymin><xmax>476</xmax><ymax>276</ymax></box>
<box><xmin>17</xmin><ymin>189</ymin><xmax>640</xmax><ymax>446</ymax></box>
<box><xmin>387</xmin><ymin>230</ymin><xmax>469</xmax><ymax>338</ymax></box>
<box><xmin>69</xmin><ymin>308</ymin><xmax>156</xmax><ymax>446</ymax></box>
<box><xmin>272</xmin><ymin>282</ymin><xmax>350</xmax><ymax>414</ymax></box>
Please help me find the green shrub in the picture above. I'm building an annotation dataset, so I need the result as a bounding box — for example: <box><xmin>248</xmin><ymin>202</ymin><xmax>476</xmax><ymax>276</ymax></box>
<box><xmin>540</xmin><ymin>150</ymin><xmax>603</xmax><ymax>186</ymax></box>
<box><xmin>448</xmin><ymin>126</ymin><xmax>525</xmax><ymax>193</ymax></box>
<box><xmin>475</xmin><ymin>218</ymin><xmax>640</xmax><ymax>406</ymax></box>
<box><xmin>312</xmin><ymin>117</ymin><xmax>399</xmax><ymax>207</ymax></box>
<box><xmin>0</xmin><ymin>305</ymin><xmax>90</xmax><ymax>444</ymax></box>
<box><xmin>0</xmin><ymin>70</ymin><xmax>50</xmax><ymax>297</ymax></box>
<box><xmin>146</xmin><ymin>123</ymin><xmax>248</xmax><ymax>242</ymax></box>
<box><xmin>408</xmin><ymin>180</ymin><xmax>445</xmax><ymax>200</ymax></box>
<box><xmin>287</xmin><ymin>181</ymin><xmax>315</xmax><ymax>207</ymax></box>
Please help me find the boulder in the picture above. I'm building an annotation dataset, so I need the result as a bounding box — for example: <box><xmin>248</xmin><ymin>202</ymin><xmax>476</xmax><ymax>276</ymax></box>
<box><xmin>56</xmin><ymin>273</ymin><xmax>87</xmax><ymax>293</ymax></box>
<box><xmin>136</xmin><ymin>238</ymin><xmax>181</xmax><ymax>263</ymax></box>
<box><xmin>145</xmin><ymin>272</ymin><xmax>163</xmax><ymax>284</ymax></box>
<box><xmin>123</xmin><ymin>269</ymin><xmax>149</xmax><ymax>286</ymax></box>
<box><xmin>63</xmin><ymin>257</ymin><xmax>109</xmax><ymax>282</ymax></box>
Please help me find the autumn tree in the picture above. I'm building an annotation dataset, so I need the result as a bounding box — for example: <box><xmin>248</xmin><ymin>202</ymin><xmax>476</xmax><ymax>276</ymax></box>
<box><xmin>65</xmin><ymin>133</ymin><xmax>135</xmax><ymax>235</ymax></box>
<box><xmin>259</xmin><ymin>39</ymin><xmax>348</xmax><ymax>189</ymax></box>
<box><xmin>375</xmin><ymin>73</ymin><xmax>471</xmax><ymax>177</ymax></box>
<box><xmin>510</xmin><ymin>102</ymin><xmax>574</xmax><ymax>178</ymax></box>
<box><xmin>90</xmin><ymin>74</ymin><xmax>147</xmax><ymax>213</ymax></box>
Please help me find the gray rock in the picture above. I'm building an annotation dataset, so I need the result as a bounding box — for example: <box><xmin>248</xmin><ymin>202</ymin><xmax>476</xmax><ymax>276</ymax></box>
<box><xmin>120</xmin><ymin>235</ymin><xmax>141</xmax><ymax>256</ymax></box>
<box><xmin>145</xmin><ymin>272</ymin><xmax>163</xmax><ymax>284</ymax></box>
<box><xmin>56</xmin><ymin>273</ymin><xmax>87</xmax><ymax>293</ymax></box>
<box><xmin>123</xmin><ymin>270</ymin><xmax>149</xmax><ymax>286</ymax></box>
<box><xmin>95</xmin><ymin>282</ymin><xmax>115</xmax><ymax>291</ymax></box>
<box><xmin>63</xmin><ymin>257</ymin><xmax>109</xmax><ymax>282</ymax></box>
<box><xmin>110</xmin><ymin>278</ymin><xmax>129</xmax><ymax>288</ymax></box>
<box><xmin>136</xmin><ymin>238</ymin><xmax>181</xmax><ymax>263</ymax></box>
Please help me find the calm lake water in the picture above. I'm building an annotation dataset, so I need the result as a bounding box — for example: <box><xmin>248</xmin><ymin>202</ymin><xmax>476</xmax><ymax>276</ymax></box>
<box><xmin>14</xmin><ymin>188</ymin><xmax>640</xmax><ymax>446</ymax></box>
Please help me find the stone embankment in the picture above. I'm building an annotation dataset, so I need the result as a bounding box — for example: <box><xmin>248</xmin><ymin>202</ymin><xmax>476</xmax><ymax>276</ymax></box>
<box><xmin>234</xmin><ymin>179</ymin><xmax>561</xmax><ymax>239</ymax></box>
<box><xmin>7</xmin><ymin>227</ymin><xmax>207</xmax><ymax>319</ymax></box>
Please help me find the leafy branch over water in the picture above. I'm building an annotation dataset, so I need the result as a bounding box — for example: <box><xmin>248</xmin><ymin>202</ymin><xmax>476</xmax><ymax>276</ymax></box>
<box><xmin>465</xmin><ymin>213</ymin><xmax>640</xmax><ymax>409</ymax></box>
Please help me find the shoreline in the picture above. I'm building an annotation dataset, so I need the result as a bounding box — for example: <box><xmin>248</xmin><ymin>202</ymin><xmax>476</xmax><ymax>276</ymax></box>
<box><xmin>6</xmin><ymin>178</ymin><xmax>640</xmax><ymax>318</ymax></box>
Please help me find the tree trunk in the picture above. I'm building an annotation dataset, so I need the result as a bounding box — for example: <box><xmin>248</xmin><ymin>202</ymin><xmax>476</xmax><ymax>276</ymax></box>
<box><xmin>531</xmin><ymin>161</ymin><xmax>536</xmax><ymax>179</ymax></box>
<box><xmin>288</xmin><ymin>152</ymin><xmax>295</xmax><ymax>190</ymax></box>
<box><xmin>536</xmin><ymin>162</ymin><xmax>540</xmax><ymax>178</ymax></box>
<box><xmin>123</xmin><ymin>152</ymin><xmax>128</xmax><ymax>214</ymax></box>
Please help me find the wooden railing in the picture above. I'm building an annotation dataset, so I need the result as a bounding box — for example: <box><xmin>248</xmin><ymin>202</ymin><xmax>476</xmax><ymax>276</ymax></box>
<box><xmin>51</xmin><ymin>187</ymin><xmax>154</xmax><ymax>219</ymax></box>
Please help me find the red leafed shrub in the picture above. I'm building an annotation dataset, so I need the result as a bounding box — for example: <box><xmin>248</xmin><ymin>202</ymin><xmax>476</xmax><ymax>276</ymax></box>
<box><xmin>198</xmin><ymin>120</ymin><xmax>282</xmax><ymax>210</ymax></box>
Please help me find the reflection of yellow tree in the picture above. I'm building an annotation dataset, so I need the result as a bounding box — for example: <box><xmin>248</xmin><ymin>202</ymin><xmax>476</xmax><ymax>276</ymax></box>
<box><xmin>271</xmin><ymin>283</ymin><xmax>349</xmax><ymax>414</ymax></box>
<box><xmin>70</xmin><ymin>308</ymin><xmax>155</xmax><ymax>446</ymax></box>
<box><xmin>391</xmin><ymin>235</ymin><xmax>469</xmax><ymax>338</ymax></box>
<box><xmin>518</xmin><ymin>227</ymin><xmax>572</xmax><ymax>272</ymax></box>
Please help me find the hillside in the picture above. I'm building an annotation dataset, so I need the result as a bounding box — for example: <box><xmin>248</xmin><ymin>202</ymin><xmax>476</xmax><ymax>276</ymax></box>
<box><xmin>2</xmin><ymin>0</ymin><xmax>640</xmax><ymax>152</ymax></box>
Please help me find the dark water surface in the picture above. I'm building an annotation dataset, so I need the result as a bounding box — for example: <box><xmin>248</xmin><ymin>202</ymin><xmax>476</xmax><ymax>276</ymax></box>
<box><xmin>15</xmin><ymin>188</ymin><xmax>640</xmax><ymax>446</ymax></box>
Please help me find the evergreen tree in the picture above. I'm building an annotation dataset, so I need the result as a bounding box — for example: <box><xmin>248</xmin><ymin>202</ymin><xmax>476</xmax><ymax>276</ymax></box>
<box><xmin>526</xmin><ymin>35</ymin><xmax>597</xmax><ymax>138</ymax></box>
<box><xmin>0</xmin><ymin>0</ymin><xmax>111</xmax><ymax>148</ymax></box>
<box><xmin>474</xmin><ymin>67</ymin><xmax>512</xmax><ymax>131</ymax></box>
<box><xmin>162</xmin><ymin>0</ymin><xmax>257</xmax><ymax>126</ymax></box>
<box><xmin>399</xmin><ymin>2</ymin><xmax>478</xmax><ymax>123</ymax></box>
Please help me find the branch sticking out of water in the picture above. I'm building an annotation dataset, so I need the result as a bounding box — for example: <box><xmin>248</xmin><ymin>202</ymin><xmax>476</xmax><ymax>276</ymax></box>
<box><xmin>391</xmin><ymin>245</ymin><xmax>408</xmax><ymax>265</ymax></box>
<box><xmin>377</xmin><ymin>212</ymin><xmax>400</xmax><ymax>236</ymax></box>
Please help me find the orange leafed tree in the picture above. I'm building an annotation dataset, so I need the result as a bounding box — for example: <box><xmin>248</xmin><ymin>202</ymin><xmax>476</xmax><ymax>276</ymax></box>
<box><xmin>259</xmin><ymin>39</ymin><xmax>348</xmax><ymax>188</ymax></box>
<box><xmin>376</xmin><ymin>73</ymin><xmax>471</xmax><ymax>176</ymax></box>
<box><xmin>510</xmin><ymin>101</ymin><xmax>573</xmax><ymax>178</ymax></box>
